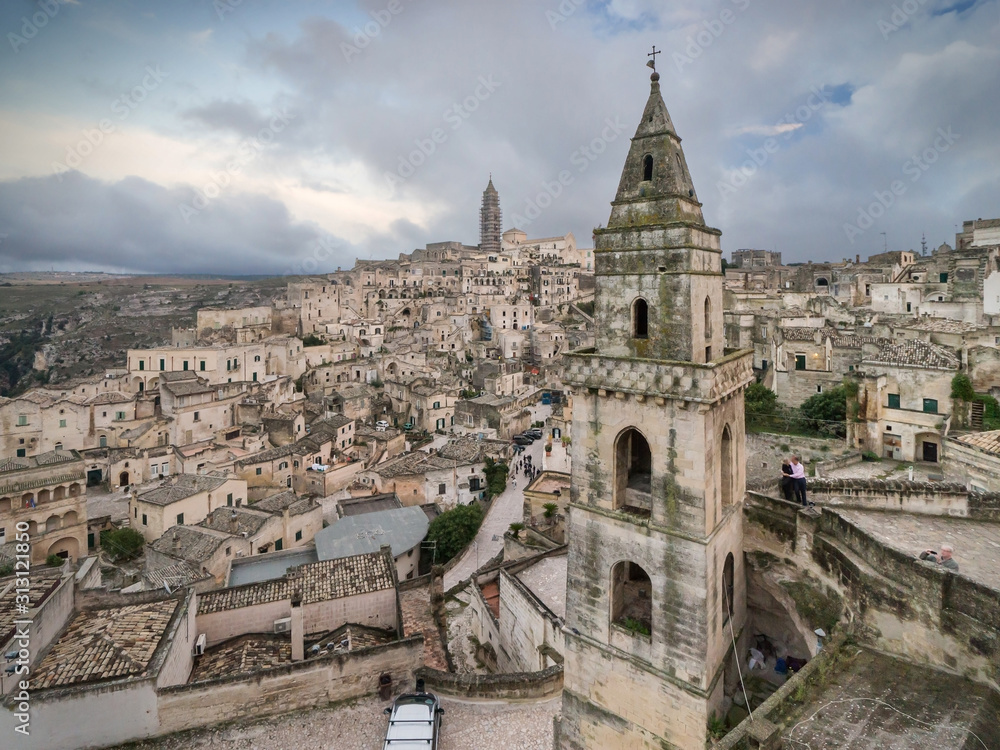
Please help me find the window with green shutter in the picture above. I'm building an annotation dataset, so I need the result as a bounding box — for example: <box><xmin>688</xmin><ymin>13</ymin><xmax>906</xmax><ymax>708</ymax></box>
<box><xmin>923</xmin><ymin>398</ymin><xmax>938</xmax><ymax>414</ymax></box>
<box><xmin>888</xmin><ymin>393</ymin><xmax>900</xmax><ymax>409</ymax></box>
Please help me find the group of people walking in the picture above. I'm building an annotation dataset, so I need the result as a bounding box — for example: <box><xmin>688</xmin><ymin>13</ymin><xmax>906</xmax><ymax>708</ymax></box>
<box><xmin>512</xmin><ymin>454</ymin><xmax>538</xmax><ymax>487</ymax></box>
<box><xmin>780</xmin><ymin>455</ymin><xmax>810</xmax><ymax>506</ymax></box>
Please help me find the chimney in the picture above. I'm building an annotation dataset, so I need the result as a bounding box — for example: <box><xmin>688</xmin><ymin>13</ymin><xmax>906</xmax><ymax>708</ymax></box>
<box><xmin>290</xmin><ymin>590</ymin><xmax>304</xmax><ymax>662</ymax></box>
<box><xmin>229</xmin><ymin>509</ymin><xmax>239</xmax><ymax>535</ymax></box>
<box><xmin>172</xmin><ymin>533</ymin><xmax>182</xmax><ymax>556</ymax></box>
<box><xmin>856</xmin><ymin>254</ymin><xmax>860</xmax><ymax>264</ymax></box>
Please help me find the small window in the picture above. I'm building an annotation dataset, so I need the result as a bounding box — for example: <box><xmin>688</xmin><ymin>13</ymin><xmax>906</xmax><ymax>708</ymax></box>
<box><xmin>939</xmin><ymin>273</ymin><xmax>948</xmax><ymax>283</ymax></box>
<box><xmin>275</xmin><ymin>539</ymin><xmax>283</xmax><ymax>551</ymax></box>
<box><xmin>923</xmin><ymin>398</ymin><xmax>938</xmax><ymax>414</ymax></box>
<box><xmin>176</xmin><ymin>513</ymin><xmax>184</xmax><ymax>525</ymax></box>
<box><xmin>139</xmin><ymin>361</ymin><xmax>145</xmax><ymax>371</ymax></box>
<box><xmin>59</xmin><ymin>419</ymin><xmax>67</xmax><ymax>428</ymax></box>
<box><xmin>193</xmin><ymin>412</ymin><xmax>200</xmax><ymax>422</ymax></box>
<box><xmin>816</xmin><ymin>385</ymin><xmax>823</xmax><ymax>393</ymax></box>
<box><xmin>642</xmin><ymin>154</ymin><xmax>653</xmax><ymax>181</ymax></box>
<box><xmin>227</xmin><ymin>493</ymin><xmax>233</xmax><ymax>506</ymax></box>
<box><xmin>255</xmin><ymin>468</ymin><xmax>262</xmax><ymax>476</ymax></box>
<box><xmin>888</xmin><ymin>393</ymin><xmax>900</xmax><ymax>409</ymax></box>
<box><xmin>183</xmin><ymin>360</ymin><xmax>189</xmax><ymax>371</ymax></box>
<box><xmin>433</xmin><ymin>401</ymin><xmax>441</xmax><ymax>409</ymax></box>
<box><xmin>226</xmin><ymin>546</ymin><xmax>231</xmax><ymax>556</ymax></box>
<box><xmin>17</xmin><ymin>415</ymin><xmax>27</xmax><ymax>426</ymax></box>
<box><xmin>438</xmin><ymin>483</ymin><xmax>446</xmax><ymax>495</ymax></box>
<box><xmin>295</xmin><ymin>530</ymin><xmax>303</xmax><ymax>541</ymax></box>
<box><xmin>142</xmin><ymin>514</ymin><xmax>147</xmax><ymax>526</ymax></box>
<box><xmin>633</xmin><ymin>298</ymin><xmax>649</xmax><ymax>339</ymax></box>
<box><xmin>160</xmin><ymin>359</ymin><xmax>165</xmax><ymax>371</ymax></box>
<box><xmin>795</xmin><ymin>355</ymin><xmax>806</xmax><ymax>371</ymax></box>
<box><xmin>199</xmin><ymin>361</ymin><xmax>206</xmax><ymax>371</ymax></box>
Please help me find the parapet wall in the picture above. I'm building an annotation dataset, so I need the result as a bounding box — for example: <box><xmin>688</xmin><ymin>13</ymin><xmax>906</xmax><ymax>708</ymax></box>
<box><xmin>414</xmin><ymin>664</ymin><xmax>563</xmax><ymax>700</ymax></box>
<box><xmin>158</xmin><ymin>635</ymin><xmax>424</xmax><ymax>735</ymax></box>
<box><xmin>744</xmin><ymin>491</ymin><xmax>1000</xmax><ymax>691</ymax></box>
<box><xmin>805</xmin><ymin>477</ymin><xmax>1000</xmax><ymax>522</ymax></box>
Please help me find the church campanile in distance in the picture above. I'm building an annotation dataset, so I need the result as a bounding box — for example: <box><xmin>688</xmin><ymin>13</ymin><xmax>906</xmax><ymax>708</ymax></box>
<box><xmin>556</xmin><ymin>54</ymin><xmax>754</xmax><ymax>749</ymax></box>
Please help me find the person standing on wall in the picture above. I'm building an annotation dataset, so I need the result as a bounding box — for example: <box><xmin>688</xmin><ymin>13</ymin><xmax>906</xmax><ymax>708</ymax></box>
<box><xmin>780</xmin><ymin>459</ymin><xmax>794</xmax><ymax>501</ymax></box>
<box><xmin>789</xmin><ymin>455</ymin><xmax>808</xmax><ymax>506</ymax></box>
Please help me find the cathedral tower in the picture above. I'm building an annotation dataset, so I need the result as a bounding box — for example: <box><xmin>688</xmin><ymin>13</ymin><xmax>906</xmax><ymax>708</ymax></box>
<box><xmin>557</xmin><ymin>66</ymin><xmax>754</xmax><ymax>750</ymax></box>
<box><xmin>480</xmin><ymin>176</ymin><xmax>502</xmax><ymax>256</ymax></box>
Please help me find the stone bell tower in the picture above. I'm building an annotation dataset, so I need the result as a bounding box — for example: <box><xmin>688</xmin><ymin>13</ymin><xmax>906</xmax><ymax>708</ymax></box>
<box><xmin>557</xmin><ymin>62</ymin><xmax>754</xmax><ymax>750</ymax></box>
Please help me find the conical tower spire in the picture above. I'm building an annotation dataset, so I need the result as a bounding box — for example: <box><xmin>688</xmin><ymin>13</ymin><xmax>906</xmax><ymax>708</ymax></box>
<box><xmin>608</xmin><ymin>70</ymin><xmax>703</xmax><ymax>228</ymax></box>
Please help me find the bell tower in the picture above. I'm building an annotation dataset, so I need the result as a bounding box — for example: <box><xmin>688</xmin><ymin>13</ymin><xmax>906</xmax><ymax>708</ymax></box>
<box><xmin>557</xmin><ymin>61</ymin><xmax>754</xmax><ymax>750</ymax></box>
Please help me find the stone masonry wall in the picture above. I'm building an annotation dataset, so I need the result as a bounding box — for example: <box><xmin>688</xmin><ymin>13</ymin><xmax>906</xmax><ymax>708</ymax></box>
<box><xmin>157</xmin><ymin>636</ymin><xmax>424</xmax><ymax>735</ymax></box>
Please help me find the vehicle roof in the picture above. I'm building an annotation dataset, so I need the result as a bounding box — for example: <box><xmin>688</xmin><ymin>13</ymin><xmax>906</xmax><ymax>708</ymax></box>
<box><xmin>383</xmin><ymin>695</ymin><xmax>437</xmax><ymax>748</ymax></box>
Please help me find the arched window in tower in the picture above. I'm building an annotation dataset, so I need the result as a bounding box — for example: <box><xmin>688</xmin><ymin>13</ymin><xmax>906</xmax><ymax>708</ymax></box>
<box><xmin>720</xmin><ymin>424</ymin><xmax>733</xmax><ymax>508</ymax></box>
<box><xmin>642</xmin><ymin>155</ymin><xmax>653</xmax><ymax>181</ymax></box>
<box><xmin>633</xmin><ymin>298</ymin><xmax>649</xmax><ymax>339</ymax></box>
<box><xmin>611</xmin><ymin>561</ymin><xmax>652</xmax><ymax>636</ymax></box>
<box><xmin>704</xmin><ymin>296</ymin><xmax>713</xmax><ymax>360</ymax></box>
<box><xmin>614</xmin><ymin>428</ymin><xmax>652</xmax><ymax>515</ymax></box>
<box><xmin>722</xmin><ymin>552</ymin><xmax>735</xmax><ymax>624</ymax></box>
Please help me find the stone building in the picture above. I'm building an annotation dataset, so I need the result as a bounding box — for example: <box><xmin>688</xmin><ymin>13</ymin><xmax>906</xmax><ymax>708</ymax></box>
<box><xmin>0</xmin><ymin>449</ymin><xmax>88</xmax><ymax>563</ymax></box>
<box><xmin>557</xmin><ymin>67</ymin><xmax>753</xmax><ymax>750</ymax></box>
<box><xmin>129</xmin><ymin>474</ymin><xmax>248</xmax><ymax>543</ymax></box>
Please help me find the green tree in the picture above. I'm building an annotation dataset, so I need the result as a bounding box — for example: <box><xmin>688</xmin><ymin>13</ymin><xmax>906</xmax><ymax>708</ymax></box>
<box><xmin>301</xmin><ymin>334</ymin><xmax>325</xmax><ymax>347</ymax></box>
<box><xmin>101</xmin><ymin>527</ymin><xmax>146</xmax><ymax>562</ymax></box>
<box><xmin>425</xmin><ymin>503</ymin><xmax>485</xmax><ymax>564</ymax></box>
<box><xmin>483</xmin><ymin>456</ymin><xmax>509</xmax><ymax>499</ymax></box>
<box><xmin>800</xmin><ymin>385</ymin><xmax>847</xmax><ymax>437</ymax></box>
<box><xmin>46</xmin><ymin>554</ymin><xmax>65</xmax><ymax>568</ymax></box>
<box><xmin>744</xmin><ymin>382</ymin><xmax>778</xmax><ymax>431</ymax></box>
<box><xmin>951</xmin><ymin>373</ymin><xmax>975</xmax><ymax>401</ymax></box>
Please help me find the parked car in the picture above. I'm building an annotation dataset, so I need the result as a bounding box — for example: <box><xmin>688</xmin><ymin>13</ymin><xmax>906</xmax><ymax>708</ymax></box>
<box><xmin>512</xmin><ymin>435</ymin><xmax>533</xmax><ymax>446</ymax></box>
<box><xmin>383</xmin><ymin>683</ymin><xmax>443</xmax><ymax>749</ymax></box>
<box><xmin>526</xmin><ymin>428</ymin><xmax>543</xmax><ymax>439</ymax></box>
<box><xmin>375</xmin><ymin>420</ymin><xmax>389</xmax><ymax>431</ymax></box>
<box><xmin>511</xmin><ymin>444</ymin><xmax>525</xmax><ymax>454</ymax></box>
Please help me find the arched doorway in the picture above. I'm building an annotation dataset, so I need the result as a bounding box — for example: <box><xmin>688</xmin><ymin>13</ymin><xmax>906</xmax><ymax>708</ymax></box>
<box><xmin>119</xmin><ymin>471</ymin><xmax>130</xmax><ymax>487</ymax></box>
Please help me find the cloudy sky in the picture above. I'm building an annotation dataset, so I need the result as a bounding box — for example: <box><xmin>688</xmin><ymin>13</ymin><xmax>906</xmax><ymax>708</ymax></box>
<box><xmin>0</xmin><ymin>0</ymin><xmax>997</xmax><ymax>275</ymax></box>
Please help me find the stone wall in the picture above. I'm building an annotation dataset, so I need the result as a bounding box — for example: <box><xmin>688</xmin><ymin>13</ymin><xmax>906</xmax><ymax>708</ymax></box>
<box><xmin>806</xmin><ymin>477</ymin><xmax>1000</xmax><ymax>522</ymax></box>
<box><xmin>414</xmin><ymin>664</ymin><xmax>563</xmax><ymax>700</ymax></box>
<box><xmin>158</xmin><ymin>636</ymin><xmax>423</xmax><ymax>734</ymax></box>
<box><xmin>744</xmin><ymin>492</ymin><xmax>1000</xmax><ymax>690</ymax></box>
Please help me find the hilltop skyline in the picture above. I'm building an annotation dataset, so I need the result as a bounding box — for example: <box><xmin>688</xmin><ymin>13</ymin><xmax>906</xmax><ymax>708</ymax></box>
<box><xmin>0</xmin><ymin>0</ymin><xmax>997</xmax><ymax>275</ymax></box>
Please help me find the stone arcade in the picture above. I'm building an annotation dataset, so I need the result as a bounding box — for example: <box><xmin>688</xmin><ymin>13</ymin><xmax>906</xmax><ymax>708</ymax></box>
<box><xmin>557</xmin><ymin>66</ymin><xmax>754</xmax><ymax>749</ymax></box>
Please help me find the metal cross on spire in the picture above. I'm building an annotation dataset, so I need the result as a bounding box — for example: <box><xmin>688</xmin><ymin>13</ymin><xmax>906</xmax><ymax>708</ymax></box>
<box><xmin>647</xmin><ymin>45</ymin><xmax>660</xmax><ymax>71</ymax></box>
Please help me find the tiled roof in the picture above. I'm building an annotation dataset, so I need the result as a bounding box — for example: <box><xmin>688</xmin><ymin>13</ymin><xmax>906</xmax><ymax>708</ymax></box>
<box><xmin>253</xmin><ymin>490</ymin><xmax>317</xmax><ymax>517</ymax></box>
<box><xmin>136</xmin><ymin>474</ymin><xmax>229</xmax><ymax>506</ymax></box>
<box><xmin>31</xmin><ymin>598</ymin><xmax>179</xmax><ymax>690</ymax></box>
<box><xmin>0</xmin><ymin>450</ymin><xmax>81</xmax><ymax>475</ymax></box>
<box><xmin>370</xmin><ymin>451</ymin><xmax>467</xmax><ymax>478</ymax></box>
<box><xmin>151</xmin><ymin>525</ymin><xmax>233</xmax><ymax>563</ymax></box>
<box><xmin>782</xmin><ymin>327</ymin><xmax>824</xmax><ymax>341</ymax></box>
<box><xmin>200</xmin><ymin>506</ymin><xmax>271</xmax><ymax>536</ymax></box>
<box><xmin>954</xmin><ymin>430</ymin><xmax>1000</xmax><ymax>457</ymax></box>
<box><xmin>904</xmin><ymin>318</ymin><xmax>985</xmax><ymax>334</ymax></box>
<box><xmin>861</xmin><ymin>339</ymin><xmax>959</xmax><ymax>370</ymax></box>
<box><xmin>197</xmin><ymin>551</ymin><xmax>395</xmax><ymax>615</ymax></box>
<box><xmin>338</xmin><ymin>494</ymin><xmax>403</xmax><ymax>517</ymax></box>
<box><xmin>189</xmin><ymin>633</ymin><xmax>292</xmax><ymax>683</ymax></box>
